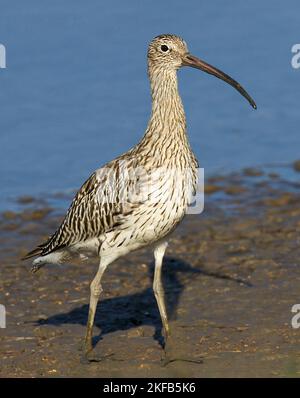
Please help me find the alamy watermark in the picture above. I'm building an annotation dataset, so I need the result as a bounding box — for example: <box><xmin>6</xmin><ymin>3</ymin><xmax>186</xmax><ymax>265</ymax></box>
<box><xmin>0</xmin><ymin>43</ymin><xmax>6</xmax><ymax>68</ymax></box>
<box><xmin>291</xmin><ymin>44</ymin><xmax>300</xmax><ymax>69</ymax></box>
<box><xmin>291</xmin><ymin>304</ymin><xmax>300</xmax><ymax>329</ymax></box>
<box><xmin>94</xmin><ymin>162</ymin><xmax>205</xmax><ymax>215</ymax></box>
<box><xmin>0</xmin><ymin>304</ymin><xmax>6</xmax><ymax>328</ymax></box>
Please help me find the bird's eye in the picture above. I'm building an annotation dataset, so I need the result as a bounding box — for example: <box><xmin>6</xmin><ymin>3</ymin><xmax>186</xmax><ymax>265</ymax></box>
<box><xmin>160</xmin><ymin>45</ymin><xmax>169</xmax><ymax>52</ymax></box>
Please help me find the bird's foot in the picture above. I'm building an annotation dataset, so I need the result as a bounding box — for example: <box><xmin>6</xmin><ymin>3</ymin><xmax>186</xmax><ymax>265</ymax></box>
<box><xmin>161</xmin><ymin>347</ymin><xmax>203</xmax><ymax>367</ymax></box>
<box><xmin>78</xmin><ymin>337</ymin><xmax>93</xmax><ymax>353</ymax></box>
<box><xmin>79</xmin><ymin>342</ymin><xmax>101</xmax><ymax>364</ymax></box>
<box><xmin>161</xmin><ymin>354</ymin><xmax>203</xmax><ymax>367</ymax></box>
<box><xmin>83</xmin><ymin>352</ymin><xmax>115</xmax><ymax>363</ymax></box>
<box><xmin>80</xmin><ymin>349</ymin><xmax>115</xmax><ymax>364</ymax></box>
<box><xmin>160</xmin><ymin>334</ymin><xmax>202</xmax><ymax>367</ymax></box>
<box><xmin>78</xmin><ymin>337</ymin><xmax>115</xmax><ymax>363</ymax></box>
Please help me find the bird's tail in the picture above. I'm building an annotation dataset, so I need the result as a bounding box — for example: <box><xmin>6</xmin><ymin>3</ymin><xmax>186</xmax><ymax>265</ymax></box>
<box><xmin>22</xmin><ymin>244</ymin><xmax>48</xmax><ymax>273</ymax></box>
<box><xmin>22</xmin><ymin>243</ymin><xmax>65</xmax><ymax>273</ymax></box>
<box><xmin>22</xmin><ymin>246</ymin><xmax>44</xmax><ymax>261</ymax></box>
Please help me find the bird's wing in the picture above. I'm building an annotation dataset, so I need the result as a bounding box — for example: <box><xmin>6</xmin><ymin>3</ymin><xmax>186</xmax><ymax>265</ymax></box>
<box><xmin>23</xmin><ymin>156</ymin><xmax>140</xmax><ymax>259</ymax></box>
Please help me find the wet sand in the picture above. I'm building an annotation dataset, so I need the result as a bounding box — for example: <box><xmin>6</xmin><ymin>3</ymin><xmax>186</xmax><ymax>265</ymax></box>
<box><xmin>0</xmin><ymin>165</ymin><xmax>300</xmax><ymax>377</ymax></box>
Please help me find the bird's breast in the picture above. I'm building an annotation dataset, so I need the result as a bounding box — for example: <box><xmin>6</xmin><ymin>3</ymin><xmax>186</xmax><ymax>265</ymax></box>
<box><xmin>106</xmin><ymin>162</ymin><xmax>197</xmax><ymax>249</ymax></box>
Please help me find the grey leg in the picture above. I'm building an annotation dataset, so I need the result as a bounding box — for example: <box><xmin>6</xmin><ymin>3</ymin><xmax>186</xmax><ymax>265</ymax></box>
<box><xmin>84</xmin><ymin>257</ymin><xmax>109</xmax><ymax>355</ymax></box>
<box><xmin>153</xmin><ymin>241</ymin><xmax>170</xmax><ymax>340</ymax></box>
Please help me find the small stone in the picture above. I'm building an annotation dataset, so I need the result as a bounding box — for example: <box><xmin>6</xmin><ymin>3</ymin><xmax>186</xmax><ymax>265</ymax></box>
<box><xmin>264</xmin><ymin>193</ymin><xmax>295</xmax><ymax>207</ymax></box>
<box><xmin>205</xmin><ymin>184</ymin><xmax>222</xmax><ymax>194</ymax></box>
<box><xmin>225</xmin><ymin>185</ymin><xmax>247</xmax><ymax>195</ymax></box>
<box><xmin>243</xmin><ymin>167</ymin><xmax>264</xmax><ymax>177</ymax></box>
<box><xmin>268</xmin><ymin>173</ymin><xmax>279</xmax><ymax>179</ymax></box>
<box><xmin>17</xmin><ymin>196</ymin><xmax>35</xmax><ymax>205</ymax></box>
<box><xmin>2</xmin><ymin>211</ymin><xmax>18</xmax><ymax>220</ymax></box>
<box><xmin>2</xmin><ymin>223</ymin><xmax>20</xmax><ymax>231</ymax></box>
<box><xmin>293</xmin><ymin>160</ymin><xmax>300</xmax><ymax>172</ymax></box>
<box><xmin>20</xmin><ymin>208</ymin><xmax>52</xmax><ymax>221</ymax></box>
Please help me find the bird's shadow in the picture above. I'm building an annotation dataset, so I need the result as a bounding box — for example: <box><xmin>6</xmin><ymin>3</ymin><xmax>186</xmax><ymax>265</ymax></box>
<box><xmin>37</xmin><ymin>256</ymin><xmax>252</xmax><ymax>348</ymax></box>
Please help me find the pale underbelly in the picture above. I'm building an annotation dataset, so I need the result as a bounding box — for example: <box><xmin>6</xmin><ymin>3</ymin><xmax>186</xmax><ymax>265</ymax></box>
<box><xmin>100</xmin><ymin>196</ymin><xmax>188</xmax><ymax>256</ymax></box>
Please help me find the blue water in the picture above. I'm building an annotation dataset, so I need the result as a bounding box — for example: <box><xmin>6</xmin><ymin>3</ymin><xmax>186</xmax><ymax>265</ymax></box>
<box><xmin>0</xmin><ymin>0</ymin><xmax>299</xmax><ymax>210</ymax></box>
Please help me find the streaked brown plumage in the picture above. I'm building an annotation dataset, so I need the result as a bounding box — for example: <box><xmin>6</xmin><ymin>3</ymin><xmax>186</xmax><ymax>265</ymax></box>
<box><xmin>24</xmin><ymin>34</ymin><xmax>256</xmax><ymax>359</ymax></box>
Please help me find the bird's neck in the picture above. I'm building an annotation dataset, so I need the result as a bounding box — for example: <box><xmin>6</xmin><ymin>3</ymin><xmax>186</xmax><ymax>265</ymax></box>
<box><xmin>141</xmin><ymin>68</ymin><xmax>187</xmax><ymax>147</ymax></box>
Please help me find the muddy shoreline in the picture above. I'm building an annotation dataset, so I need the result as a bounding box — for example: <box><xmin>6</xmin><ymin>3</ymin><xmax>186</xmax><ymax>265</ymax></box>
<box><xmin>0</xmin><ymin>165</ymin><xmax>300</xmax><ymax>377</ymax></box>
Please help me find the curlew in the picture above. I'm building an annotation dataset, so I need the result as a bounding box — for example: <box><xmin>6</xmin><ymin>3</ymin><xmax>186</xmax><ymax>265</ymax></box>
<box><xmin>23</xmin><ymin>34</ymin><xmax>256</xmax><ymax>359</ymax></box>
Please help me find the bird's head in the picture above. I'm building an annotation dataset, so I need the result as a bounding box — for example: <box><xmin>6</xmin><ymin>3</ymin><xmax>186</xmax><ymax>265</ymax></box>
<box><xmin>148</xmin><ymin>34</ymin><xmax>189</xmax><ymax>71</ymax></box>
<box><xmin>148</xmin><ymin>34</ymin><xmax>256</xmax><ymax>109</ymax></box>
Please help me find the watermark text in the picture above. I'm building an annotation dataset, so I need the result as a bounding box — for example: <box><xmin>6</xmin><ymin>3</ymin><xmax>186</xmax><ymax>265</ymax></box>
<box><xmin>94</xmin><ymin>162</ymin><xmax>205</xmax><ymax>215</ymax></box>
<box><xmin>0</xmin><ymin>304</ymin><xmax>6</xmax><ymax>328</ymax></box>
<box><xmin>0</xmin><ymin>43</ymin><xmax>6</xmax><ymax>69</ymax></box>
<box><xmin>291</xmin><ymin>44</ymin><xmax>300</xmax><ymax>69</ymax></box>
<box><xmin>291</xmin><ymin>304</ymin><xmax>300</xmax><ymax>329</ymax></box>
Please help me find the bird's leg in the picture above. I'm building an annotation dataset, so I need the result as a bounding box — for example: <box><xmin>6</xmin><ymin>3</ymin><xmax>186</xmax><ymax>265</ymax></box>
<box><xmin>153</xmin><ymin>241</ymin><xmax>170</xmax><ymax>344</ymax></box>
<box><xmin>83</xmin><ymin>258</ymin><xmax>108</xmax><ymax>357</ymax></box>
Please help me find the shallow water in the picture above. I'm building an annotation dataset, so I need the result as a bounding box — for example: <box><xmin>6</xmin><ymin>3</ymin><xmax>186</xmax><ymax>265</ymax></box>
<box><xmin>0</xmin><ymin>0</ymin><xmax>299</xmax><ymax>210</ymax></box>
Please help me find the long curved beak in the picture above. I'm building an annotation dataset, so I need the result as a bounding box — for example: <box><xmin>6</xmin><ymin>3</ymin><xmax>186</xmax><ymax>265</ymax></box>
<box><xmin>183</xmin><ymin>53</ymin><xmax>257</xmax><ymax>109</ymax></box>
